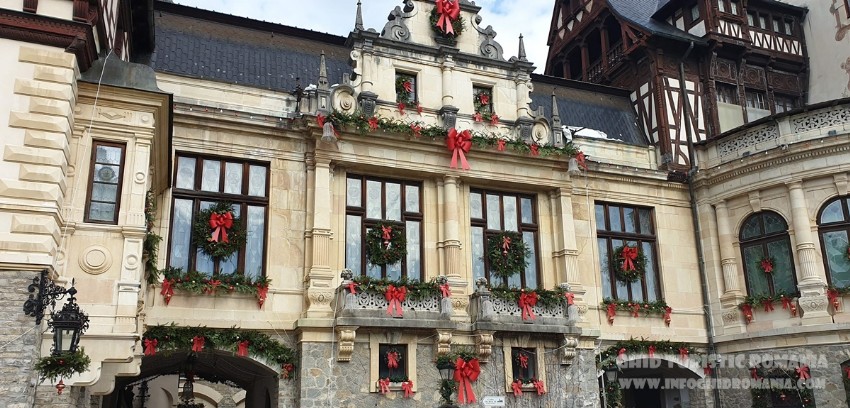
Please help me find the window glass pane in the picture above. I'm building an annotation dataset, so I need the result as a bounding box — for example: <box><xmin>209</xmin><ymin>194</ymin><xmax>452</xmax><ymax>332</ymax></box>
<box><xmin>386</xmin><ymin>183</ymin><xmax>401</xmax><ymax>221</ymax></box>
<box><xmin>96</xmin><ymin>145</ymin><xmax>122</xmax><ymax>164</ymax></box>
<box><xmin>638</xmin><ymin>209</ymin><xmax>653</xmax><ymax>235</ymax></box>
<box><xmin>94</xmin><ymin>164</ymin><xmax>120</xmax><ymax>184</ymax></box>
<box><xmin>643</xmin><ymin>241</ymin><xmax>658</xmax><ymax>301</ymax></box>
<box><xmin>767</xmin><ymin>240</ymin><xmax>795</xmax><ymax>294</ymax></box>
<box><xmin>759</xmin><ymin>16</ymin><xmax>766</xmax><ymax>28</ymax></box>
<box><xmin>387</xmin><ymin>260</ymin><xmax>402</xmax><ymax>281</ymax></box>
<box><xmin>195</xmin><ymin>201</ymin><xmax>216</xmax><ymax>274</ymax></box>
<box><xmin>472</xmin><ymin>227</ymin><xmax>485</xmax><ymax>282</ymax></box>
<box><xmin>504</xmin><ymin>196</ymin><xmax>518</xmax><ymax>232</ymax></box>
<box><xmin>91</xmin><ymin>183</ymin><xmax>118</xmax><ymax>203</ymax></box>
<box><xmin>523</xmin><ymin>232</ymin><xmax>538</xmax><ymax>289</ymax></box>
<box><xmin>823</xmin><ymin>231</ymin><xmax>850</xmax><ymax>287</ymax></box>
<box><xmin>365</xmin><ymin>228</ymin><xmax>382</xmax><ymax>278</ymax></box>
<box><xmin>623</xmin><ymin>207</ymin><xmax>637</xmax><ymax>234</ymax></box>
<box><xmin>820</xmin><ymin>200</ymin><xmax>844</xmax><ymax>224</ymax></box>
<box><xmin>406</xmin><ymin>221</ymin><xmax>421</xmax><ymax>280</ymax></box>
<box><xmin>743</xmin><ymin>245</ymin><xmax>769</xmax><ymax>296</ymax></box>
<box><xmin>347</xmin><ymin>178</ymin><xmax>362</xmax><ymax>207</ymax></box>
<box><xmin>345</xmin><ymin>215</ymin><xmax>362</xmax><ymax>275</ymax></box>
<box><xmin>599</xmin><ymin>238</ymin><xmax>612</xmax><ymax>298</ymax></box>
<box><xmin>608</xmin><ymin>206</ymin><xmax>622</xmax><ymax>232</ymax></box>
<box><xmin>169</xmin><ymin>199</ymin><xmax>193</xmax><ymax>271</ymax></box>
<box><xmin>718</xmin><ymin>1</ymin><xmax>726</xmax><ymax>12</ymax></box>
<box><xmin>88</xmin><ymin>202</ymin><xmax>115</xmax><ymax>222</ymax></box>
<box><xmin>201</xmin><ymin>160</ymin><xmax>221</xmax><ymax>192</ymax></box>
<box><xmin>224</xmin><ymin>162</ymin><xmax>243</xmax><ymax>195</ymax></box>
<box><xmin>772</xmin><ymin>19</ymin><xmax>780</xmax><ymax>32</ymax></box>
<box><xmin>244</xmin><ymin>206</ymin><xmax>265</xmax><ymax>279</ymax></box>
<box><xmin>784</xmin><ymin>21</ymin><xmax>792</xmax><ymax>35</ymax></box>
<box><xmin>486</xmin><ymin>195</ymin><xmax>501</xmax><ymax>230</ymax></box>
<box><xmin>248</xmin><ymin>165</ymin><xmax>267</xmax><ymax>197</ymax></box>
<box><xmin>741</xmin><ymin>217</ymin><xmax>762</xmax><ymax>240</ymax></box>
<box><xmin>521</xmin><ymin>198</ymin><xmax>533</xmax><ymax>224</ymax></box>
<box><xmin>470</xmin><ymin>192</ymin><xmax>483</xmax><ymax>219</ymax></box>
<box><xmin>366</xmin><ymin>181</ymin><xmax>382</xmax><ymax>219</ymax></box>
<box><xmin>595</xmin><ymin>204</ymin><xmax>606</xmax><ymax>231</ymax></box>
<box><xmin>613</xmin><ymin>239</ymin><xmax>629</xmax><ymax>297</ymax></box>
<box><xmin>176</xmin><ymin>157</ymin><xmax>196</xmax><ymax>190</ymax></box>
<box><xmin>763</xmin><ymin>213</ymin><xmax>787</xmax><ymax>234</ymax></box>
<box><xmin>730</xmin><ymin>1</ymin><xmax>738</xmax><ymax>14</ymax></box>
<box><xmin>405</xmin><ymin>185</ymin><xmax>420</xmax><ymax>213</ymax></box>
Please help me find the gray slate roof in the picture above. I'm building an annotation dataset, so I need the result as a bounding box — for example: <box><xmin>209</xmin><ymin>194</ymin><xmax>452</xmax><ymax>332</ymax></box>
<box><xmin>149</xmin><ymin>4</ymin><xmax>351</xmax><ymax>93</ymax></box>
<box><xmin>607</xmin><ymin>0</ymin><xmax>705</xmax><ymax>44</ymax></box>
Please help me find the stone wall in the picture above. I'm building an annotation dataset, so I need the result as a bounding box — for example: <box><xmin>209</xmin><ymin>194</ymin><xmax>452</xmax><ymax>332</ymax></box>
<box><xmin>0</xmin><ymin>270</ymin><xmax>43</xmax><ymax>408</ymax></box>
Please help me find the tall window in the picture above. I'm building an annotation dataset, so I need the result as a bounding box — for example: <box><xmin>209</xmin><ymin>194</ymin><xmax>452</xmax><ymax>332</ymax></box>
<box><xmin>345</xmin><ymin>175</ymin><xmax>422</xmax><ymax>280</ymax></box>
<box><xmin>739</xmin><ymin>212</ymin><xmax>797</xmax><ymax>296</ymax></box>
<box><xmin>596</xmin><ymin>203</ymin><xmax>660</xmax><ymax>302</ymax></box>
<box><xmin>86</xmin><ymin>141</ymin><xmax>126</xmax><ymax>224</ymax></box>
<box><xmin>378</xmin><ymin>344</ymin><xmax>408</xmax><ymax>382</ymax></box>
<box><xmin>168</xmin><ymin>154</ymin><xmax>269</xmax><ymax>278</ymax></box>
<box><xmin>817</xmin><ymin>196</ymin><xmax>850</xmax><ymax>288</ymax></box>
<box><xmin>470</xmin><ymin>190</ymin><xmax>539</xmax><ymax>288</ymax></box>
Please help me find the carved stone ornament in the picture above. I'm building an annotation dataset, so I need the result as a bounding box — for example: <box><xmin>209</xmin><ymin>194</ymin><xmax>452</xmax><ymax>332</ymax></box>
<box><xmin>331</xmin><ymin>84</ymin><xmax>358</xmax><ymax>114</ymax></box>
<box><xmin>798</xmin><ymin>295</ymin><xmax>829</xmax><ymax>315</ymax></box>
<box><xmin>307</xmin><ymin>288</ymin><xmax>334</xmax><ymax>309</ymax></box>
<box><xmin>358</xmin><ymin>91</ymin><xmax>378</xmax><ymax>117</ymax></box>
<box><xmin>380</xmin><ymin>1</ymin><xmax>416</xmax><ymax>42</ymax></box>
<box><xmin>560</xmin><ymin>334</ymin><xmax>579</xmax><ymax>365</ymax></box>
<box><xmin>475</xmin><ymin>331</ymin><xmax>494</xmax><ymax>363</ymax></box>
<box><xmin>337</xmin><ymin>326</ymin><xmax>358</xmax><ymax>362</ymax></box>
<box><xmin>439</xmin><ymin>105</ymin><xmax>460</xmax><ymax>130</ymax></box>
<box><xmin>436</xmin><ymin>330</ymin><xmax>453</xmax><ymax>357</ymax></box>
<box><xmin>721</xmin><ymin>309</ymin><xmax>741</xmax><ymax>325</ymax></box>
<box><xmin>472</xmin><ymin>15</ymin><xmax>504</xmax><ymax>60</ymax></box>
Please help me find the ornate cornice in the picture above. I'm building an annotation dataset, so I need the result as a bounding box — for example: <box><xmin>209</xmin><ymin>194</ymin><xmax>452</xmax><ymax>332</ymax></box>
<box><xmin>0</xmin><ymin>8</ymin><xmax>97</xmax><ymax>71</ymax></box>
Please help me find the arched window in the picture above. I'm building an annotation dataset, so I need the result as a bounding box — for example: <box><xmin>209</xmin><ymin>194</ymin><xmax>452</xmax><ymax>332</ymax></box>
<box><xmin>739</xmin><ymin>211</ymin><xmax>797</xmax><ymax>296</ymax></box>
<box><xmin>817</xmin><ymin>196</ymin><xmax>850</xmax><ymax>288</ymax></box>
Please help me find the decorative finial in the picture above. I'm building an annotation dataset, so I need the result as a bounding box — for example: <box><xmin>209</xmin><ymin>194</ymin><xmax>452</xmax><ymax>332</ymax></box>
<box><xmin>318</xmin><ymin>51</ymin><xmax>328</xmax><ymax>91</ymax></box>
<box><xmin>551</xmin><ymin>88</ymin><xmax>560</xmax><ymax>121</ymax></box>
<box><xmin>517</xmin><ymin>34</ymin><xmax>527</xmax><ymax>62</ymax></box>
<box><xmin>355</xmin><ymin>1</ymin><xmax>364</xmax><ymax>31</ymax></box>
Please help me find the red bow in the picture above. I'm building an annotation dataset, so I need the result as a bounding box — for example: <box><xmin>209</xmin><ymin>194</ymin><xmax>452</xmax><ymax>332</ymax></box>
<box><xmin>473</xmin><ymin>112</ymin><xmax>483</xmax><ymax>122</ymax></box>
<box><xmin>828</xmin><ymin>289</ymin><xmax>841</xmax><ymax>310</ymax></box>
<box><xmin>629</xmin><ymin>303</ymin><xmax>640</xmax><ymax>318</ymax></box>
<box><xmin>402</xmin><ymin>81</ymin><xmax>413</xmax><ymax>93</ymax></box>
<box><xmin>161</xmin><ymin>279</ymin><xmax>174</xmax><ymax>305</ymax></box>
<box><xmin>518</xmin><ymin>353</ymin><xmax>529</xmax><ymax>368</ymax></box>
<box><xmin>401</xmin><ymin>380</ymin><xmax>414</xmax><ymax>398</ymax></box>
<box><xmin>530</xmin><ymin>144</ymin><xmax>539</xmax><ymax>156</ymax></box>
<box><xmin>648</xmin><ymin>345</ymin><xmax>655</xmax><ymax>358</ymax></box>
<box><xmin>368</xmin><ymin>116</ymin><xmax>379</xmax><ymax>131</ymax></box>
<box><xmin>565</xmin><ymin>292</ymin><xmax>575</xmax><ymax>305</ymax></box>
<box><xmin>511</xmin><ymin>380</ymin><xmax>523</xmax><ymax>396</ymax></box>
<box><xmin>453</xmin><ymin>357</ymin><xmax>480</xmax><ymax>404</ymax></box>
<box><xmin>192</xmin><ymin>336</ymin><xmax>205</xmax><ymax>353</ymax></box>
<box><xmin>416</xmin><ymin>103</ymin><xmax>423</xmax><ymax>114</ymax></box>
<box><xmin>381</xmin><ymin>225</ymin><xmax>393</xmax><ymax>246</ymax></box>
<box><xmin>346</xmin><ymin>281</ymin><xmax>359</xmax><ymax>294</ymax></box>
<box><xmin>704</xmin><ymin>365</ymin><xmax>713</xmax><ymax>376</ymax></box>
<box><xmin>385</xmin><ymin>285</ymin><xmax>407</xmax><ymax>317</ymax></box>
<box><xmin>607</xmin><ymin>303</ymin><xmax>617</xmax><ymax>324</ymax></box>
<box><xmin>410</xmin><ymin>123</ymin><xmax>422</xmax><ymax>138</ymax></box>
<box><xmin>796</xmin><ymin>365</ymin><xmax>811</xmax><ymax>380</ymax></box>
<box><xmin>257</xmin><ymin>285</ymin><xmax>268</xmax><ymax>308</ymax></box>
<box><xmin>621</xmin><ymin>246</ymin><xmax>638</xmax><ymax>271</ymax></box>
<box><xmin>387</xmin><ymin>351</ymin><xmax>400</xmax><ymax>369</ymax></box>
<box><xmin>760</xmin><ymin>258</ymin><xmax>774</xmax><ymax>273</ymax></box>
<box><xmin>435</xmin><ymin>0</ymin><xmax>461</xmax><ymax>34</ymax></box>
<box><xmin>446</xmin><ymin>128</ymin><xmax>472</xmax><ymax>170</ymax></box>
<box><xmin>618</xmin><ymin>348</ymin><xmax>626</xmax><ymax>361</ymax></box>
<box><xmin>533</xmin><ymin>379</ymin><xmax>545</xmax><ymax>395</ymax></box>
<box><xmin>378</xmin><ymin>378</ymin><xmax>391</xmax><ymax>394</ymax></box>
<box><xmin>497</xmin><ymin>139</ymin><xmax>506</xmax><ymax>151</ymax></box>
<box><xmin>209</xmin><ymin>211</ymin><xmax>234</xmax><ymax>243</ymax></box>
<box><xmin>741</xmin><ymin>304</ymin><xmax>754</xmax><ymax>324</ymax></box>
<box><xmin>501</xmin><ymin>236</ymin><xmax>511</xmax><ymax>255</ymax></box>
<box><xmin>762</xmin><ymin>299</ymin><xmax>775</xmax><ymax>312</ymax></box>
<box><xmin>398</xmin><ymin>102</ymin><xmax>406</xmax><ymax>115</ymax></box>
<box><xmin>663</xmin><ymin>306</ymin><xmax>672</xmax><ymax>326</ymax></box>
<box><xmin>750</xmin><ymin>368</ymin><xmax>761</xmax><ymax>380</ymax></box>
<box><xmin>144</xmin><ymin>338</ymin><xmax>157</xmax><ymax>356</ymax></box>
<box><xmin>237</xmin><ymin>340</ymin><xmax>249</xmax><ymax>357</ymax></box>
<box><xmin>440</xmin><ymin>283</ymin><xmax>451</xmax><ymax>298</ymax></box>
<box><xmin>575</xmin><ymin>151</ymin><xmax>588</xmax><ymax>170</ymax></box>
<box><xmin>478</xmin><ymin>94</ymin><xmax>490</xmax><ymax>106</ymax></box>
<box><xmin>679</xmin><ymin>347</ymin><xmax>689</xmax><ymax>362</ymax></box>
<box><xmin>282</xmin><ymin>363</ymin><xmax>294</xmax><ymax>379</ymax></box>
<box><xmin>317</xmin><ymin>114</ymin><xmax>326</xmax><ymax>128</ymax></box>
<box><xmin>490</xmin><ymin>114</ymin><xmax>500</xmax><ymax>126</ymax></box>
<box><xmin>205</xmin><ymin>279</ymin><xmax>222</xmax><ymax>294</ymax></box>
<box><xmin>519</xmin><ymin>291</ymin><xmax>538</xmax><ymax>320</ymax></box>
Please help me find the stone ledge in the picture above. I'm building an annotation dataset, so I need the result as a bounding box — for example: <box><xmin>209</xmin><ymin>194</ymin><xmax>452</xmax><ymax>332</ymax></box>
<box><xmin>33</xmin><ymin>65</ymin><xmax>75</xmax><ymax>85</ymax></box>
<box><xmin>472</xmin><ymin>321</ymin><xmax>582</xmax><ymax>335</ymax></box>
<box><xmin>19</xmin><ymin>46</ymin><xmax>78</xmax><ymax>70</ymax></box>
<box><xmin>29</xmin><ymin>96</ymin><xmax>73</xmax><ymax>118</ymax></box>
<box><xmin>24</xmin><ymin>130</ymin><xmax>70</xmax><ymax>155</ymax></box>
<box><xmin>8</xmin><ymin>111</ymin><xmax>71</xmax><ymax>136</ymax></box>
<box><xmin>4</xmin><ymin>144</ymin><xmax>66</xmax><ymax>167</ymax></box>
<box><xmin>335</xmin><ymin>316</ymin><xmax>456</xmax><ymax>330</ymax></box>
<box><xmin>14</xmin><ymin>78</ymin><xmax>74</xmax><ymax>102</ymax></box>
<box><xmin>19</xmin><ymin>164</ymin><xmax>66</xmax><ymax>188</ymax></box>
<box><xmin>0</xmin><ymin>178</ymin><xmax>60</xmax><ymax>202</ymax></box>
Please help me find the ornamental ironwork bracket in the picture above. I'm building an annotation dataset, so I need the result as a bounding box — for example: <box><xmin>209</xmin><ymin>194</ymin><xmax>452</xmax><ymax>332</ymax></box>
<box><xmin>22</xmin><ymin>270</ymin><xmax>75</xmax><ymax>325</ymax></box>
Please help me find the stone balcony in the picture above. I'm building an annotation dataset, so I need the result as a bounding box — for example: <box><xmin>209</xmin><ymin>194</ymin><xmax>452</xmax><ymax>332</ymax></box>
<box><xmin>469</xmin><ymin>280</ymin><xmax>581</xmax><ymax>336</ymax></box>
<box><xmin>334</xmin><ymin>276</ymin><xmax>454</xmax><ymax>331</ymax></box>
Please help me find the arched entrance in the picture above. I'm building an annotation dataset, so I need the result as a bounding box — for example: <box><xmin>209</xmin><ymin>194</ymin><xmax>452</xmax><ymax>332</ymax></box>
<box><xmin>601</xmin><ymin>355</ymin><xmax>705</xmax><ymax>408</ymax></box>
<box><xmin>104</xmin><ymin>350</ymin><xmax>279</xmax><ymax>408</ymax></box>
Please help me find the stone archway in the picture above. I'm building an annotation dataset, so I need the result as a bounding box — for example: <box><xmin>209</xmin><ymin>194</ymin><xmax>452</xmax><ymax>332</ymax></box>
<box><xmin>104</xmin><ymin>350</ymin><xmax>279</xmax><ymax>408</ymax></box>
<box><xmin>604</xmin><ymin>355</ymin><xmax>704</xmax><ymax>408</ymax></box>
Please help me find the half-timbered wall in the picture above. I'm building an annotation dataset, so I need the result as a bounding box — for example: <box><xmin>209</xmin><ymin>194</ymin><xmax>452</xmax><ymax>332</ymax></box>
<box><xmin>660</xmin><ymin>75</ymin><xmax>707</xmax><ymax>167</ymax></box>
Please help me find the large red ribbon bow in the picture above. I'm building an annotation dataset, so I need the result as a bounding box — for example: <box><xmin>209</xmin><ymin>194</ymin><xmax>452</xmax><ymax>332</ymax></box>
<box><xmin>533</xmin><ymin>379</ymin><xmax>546</xmax><ymax>395</ymax></box>
<box><xmin>629</xmin><ymin>303</ymin><xmax>640</xmax><ymax>318</ymax></box>
<box><xmin>607</xmin><ymin>303</ymin><xmax>617</xmax><ymax>324</ymax></box>
<box><xmin>565</xmin><ymin>292</ymin><xmax>575</xmax><ymax>305</ymax></box>
<box><xmin>648</xmin><ymin>345</ymin><xmax>656</xmax><ymax>358</ymax></box>
<box><xmin>760</xmin><ymin>258</ymin><xmax>774</xmax><ymax>273</ymax></box>
<box><xmin>497</xmin><ymin>139</ymin><xmax>506</xmax><ymax>151</ymax></box>
<box><xmin>191</xmin><ymin>336</ymin><xmax>205</xmax><ymax>353</ymax></box>
<box><xmin>511</xmin><ymin>380</ymin><xmax>523</xmax><ymax>396</ymax></box>
<box><xmin>575</xmin><ymin>151</ymin><xmax>588</xmax><ymax>170</ymax></box>
<box><xmin>741</xmin><ymin>304</ymin><xmax>754</xmax><ymax>324</ymax></box>
<box><xmin>518</xmin><ymin>291</ymin><xmax>538</xmax><ymax>321</ymax></box>
<box><xmin>440</xmin><ymin>283</ymin><xmax>451</xmax><ymax>298</ymax></box>
<box><xmin>209</xmin><ymin>211</ymin><xmax>234</xmax><ymax>243</ymax></box>
<box><xmin>402</xmin><ymin>81</ymin><xmax>413</xmax><ymax>93</ymax></box>
<box><xmin>161</xmin><ymin>279</ymin><xmax>174</xmax><ymax>305</ymax></box>
<box><xmin>387</xmin><ymin>351</ymin><xmax>400</xmax><ymax>369</ymax></box>
<box><xmin>378</xmin><ymin>378</ymin><xmax>391</xmax><ymax>394</ymax></box>
<box><xmin>446</xmin><ymin>128</ymin><xmax>472</xmax><ymax>170</ymax></box>
<box><xmin>518</xmin><ymin>353</ymin><xmax>529</xmax><ymax>368</ymax></box>
<box><xmin>282</xmin><ymin>363</ymin><xmax>294</xmax><ymax>379</ymax></box>
<box><xmin>401</xmin><ymin>380</ymin><xmax>414</xmax><ymax>398</ymax></box>
<box><xmin>237</xmin><ymin>340</ymin><xmax>250</xmax><ymax>357</ymax></box>
<box><xmin>663</xmin><ymin>306</ymin><xmax>673</xmax><ymax>326</ymax></box>
<box><xmin>621</xmin><ymin>246</ymin><xmax>638</xmax><ymax>271</ymax></box>
<box><xmin>797</xmin><ymin>365</ymin><xmax>811</xmax><ymax>380</ymax></box>
<box><xmin>435</xmin><ymin>0</ymin><xmax>461</xmax><ymax>34</ymax></box>
<box><xmin>144</xmin><ymin>338</ymin><xmax>157</xmax><ymax>356</ymax></box>
<box><xmin>385</xmin><ymin>285</ymin><xmax>407</xmax><ymax>317</ymax></box>
<box><xmin>346</xmin><ymin>281</ymin><xmax>359</xmax><ymax>294</ymax></box>
<box><xmin>453</xmin><ymin>357</ymin><xmax>480</xmax><ymax>404</ymax></box>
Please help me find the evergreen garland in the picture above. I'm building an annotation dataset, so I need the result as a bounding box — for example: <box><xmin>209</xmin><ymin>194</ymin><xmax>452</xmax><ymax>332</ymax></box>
<box><xmin>144</xmin><ymin>190</ymin><xmax>163</xmax><ymax>285</ymax></box>
<box><xmin>191</xmin><ymin>201</ymin><xmax>246</xmax><ymax>262</ymax></box>
<box><xmin>429</xmin><ymin>7</ymin><xmax>465</xmax><ymax>40</ymax></box>
<box><xmin>611</xmin><ymin>244</ymin><xmax>647</xmax><ymax>283</ymax></box>
<box><xmin>160</xmin><ymin>267</ymin><xmax>270</xmax><ymax>305</ymax></box>
<box><xmin>597</xmin><ymin>338</ymin><xmax>700</xmax><ymax>370</ymax></box>
<box><xmin>602</xmin><ymin>298</ymin><xmax>670</xmax><ymax>316</ymax></box>
<box><xmin>750</xmin><ymin>366</ymin><xmax>815</xmax><ymax>408</ymax></box>
<box><xmin>489</xmin><ymin>286</ymin><xmax>567</xmax><ymax>309</ymax></box>
<box><xmin>349</xmin><ymin>275</ymin><xmax>441</xmax><ymax>301</ymax></box>
<box><xmin>486</xmin><ymin>231</ymin><xmax>529</xmax><ymax>279</ymax></box>
<box><xmin>365</xmin><ymin>224</ymin><xmax>407</xmax><ymax>267</ymax></box>
<box><xmin>35</xmin><ymin>350</ymin><xmax>91</xmax><ymax>382</ymax></box>
<box><xmin>143</xmin><ymin>324</ymin><xmax>296</xmax><ymax>377</ymax></box>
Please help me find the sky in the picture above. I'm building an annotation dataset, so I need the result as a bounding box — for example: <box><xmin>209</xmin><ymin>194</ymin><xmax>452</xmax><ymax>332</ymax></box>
<box><xmin>172</xmin><ymin>0</ymin><xmax>554</xmax><ymax>73</ymax></box>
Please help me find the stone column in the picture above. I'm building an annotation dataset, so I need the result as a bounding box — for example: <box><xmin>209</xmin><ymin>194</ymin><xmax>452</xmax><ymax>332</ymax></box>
<box><xmin>305</xmin><ymin>156</ymin><xmax>335</xmax><ymax>317</ymax></box>
<box><xmin>715</xmin><ymin>201</ymin><xmax>742</xmax><ymax>296</ymax></box>
<box><xmin>551</xmin><ymin>188</ymin><xmax>586</xmax><ymax>321</ymax></box>
<box><xmin>787</xmin><ymin>181</ymin><xmax>831</xmax><ymax>321</ymax></box>
<box><xmin>441</xmin><ymin>55</ymin><xmax>454</xmax><ymax>107</ymax></box>
<box><xmin>361</xmin><ymin>50</ymin><xmax>374</xmax><ymax>94</ymax></box>
<box><xmin>515</xmin><ymin>75</ymin><xmax>530</xmax><ymax>119</ymax></box>
<box><xmin>442</xmin><ymin>176</ymin><xmax>462</xmax><ymax>279</ymax></box>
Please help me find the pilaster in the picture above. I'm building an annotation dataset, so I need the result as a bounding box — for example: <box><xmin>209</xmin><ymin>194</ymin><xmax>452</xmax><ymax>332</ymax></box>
<box><xmin>305</xmin><ymin>157</ymin><xmax>335</xmax><ymax>317</ymax></box>
<box><xmin>787</xmin><ymin>181</ymin><xmax>830</xmax><ymax>322</ymax></box>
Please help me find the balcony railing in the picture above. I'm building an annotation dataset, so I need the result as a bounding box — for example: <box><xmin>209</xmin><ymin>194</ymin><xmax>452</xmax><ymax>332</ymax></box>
<box><xmin>586</xmin><ymin>42</ymin><xmax>625</xmax><ymax>83</ymax></box>
<box><xmin>469</xmin><ymin>279</ymin><xmax>580</xmax><ymax>335</ymax></box>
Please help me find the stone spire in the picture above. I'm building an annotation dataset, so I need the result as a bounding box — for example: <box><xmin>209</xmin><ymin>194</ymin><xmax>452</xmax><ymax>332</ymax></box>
<box><xmin>317</xmin><ymin>51</ymin><xmax>330</xmax><ymax>111</ymax></box>
<box><xmin>517</xmin><ymin>34</ymin><xmax>527</xmax><ymax>62</ymax></box>
<box><xmin>551</xmin><ymin>89</ymin><xmax>564</xmax><ymax>147</ymax></box>
<box><xmin>355</xmin><ymin>1</ymin><xmax>364</xmax><ymax>31</ymax></box>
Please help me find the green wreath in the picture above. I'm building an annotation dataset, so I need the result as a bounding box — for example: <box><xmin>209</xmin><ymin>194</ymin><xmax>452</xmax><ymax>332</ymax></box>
<box><xmin>487</xmin><ymin>231</ymin><xmax>529</xmax><ymax>279</ymax></box>
<box><xmin>192</xmin><ymin>202</ymin><xmax>246</xmax><ymax>261</ymax></box>
<box><xmin>35</xmin><ymin>350</ymin><xmax>91</xmax><ymax>382</ymax></box>
<box><xmin>429</xmin><ymin>7</ymin><xmax>465</xmax><ymax>40</ymax></box>
<box><xmin>365</xmin><ymin>224</ymin><xmax>407</xmax><ymax>266</ymax></box>
<box><xmin>612</xmin><ymin>244</ymin><xmax>647</xmax><ymax>283</ymax></box>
